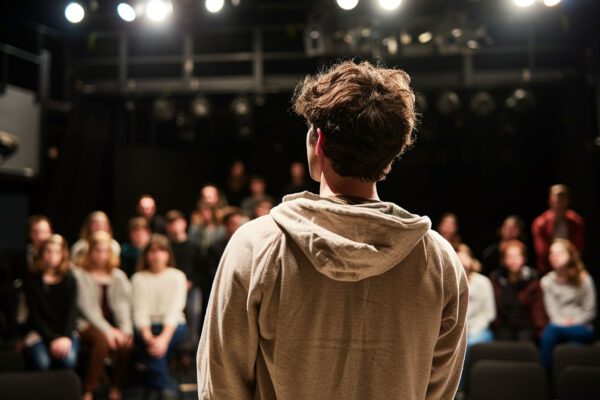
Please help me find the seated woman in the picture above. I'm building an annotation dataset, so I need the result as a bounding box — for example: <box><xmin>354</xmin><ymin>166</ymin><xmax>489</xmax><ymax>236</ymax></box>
<box><xmin>490</xmin><ymin>240</ymin><xmax>547</xmax><ymax>341</ymax></box>
<box><xmin>132</xmin><ymin>234</ymin><xmax>188</xmax><ymax>399</ymax></box>
<box><xmin>23</xmin><ymin>234</ymin><xmax>79</xmax><ymax>370</ymax></box>
<box><xmin>75</xmin><ymin>231</ymin><xmax>133</xmax><ymax>400</ymax></box>
<box><xmin>456</xmin><ymin>244</ymin><xmax>496</xmax><ymax>346</ymax></box>
<box><xmin>540</xmin><ymin>239</ymin><xmax>596</xmax><ymax>369</ymax></box>
<box><xmin>71</xmin><ymin>211</ymin><xmax>121</xmax><ymax>265</ymax></box>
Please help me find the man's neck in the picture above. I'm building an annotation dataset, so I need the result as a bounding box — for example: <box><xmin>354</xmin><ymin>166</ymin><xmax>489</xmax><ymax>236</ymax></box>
<box><xmin>319</xmin><ymin>173</ymin><xmax>380</xmax><ymax>201</ymax></box>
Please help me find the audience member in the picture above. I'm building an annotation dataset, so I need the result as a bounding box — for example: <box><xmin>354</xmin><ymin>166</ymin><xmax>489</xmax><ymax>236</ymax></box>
<box><xmin>282</xmin><ymin>161</ymin><xmax>312</xmax><ymax>195</ymax></box>
<box><xmin>540</xmin><ymin>239</ymin><xmax>596</xmax><ymax>369</ymax></box>
<box><xmin>489</xmin><ymin>240</ymin><xmax>547</xmax><ymax>341</ymax></box>
<box><xmin>165</xmin><ymin>210</ymin><xmax>208</xmax><ymax>355</ymax></box>
<box><xmin>136</xmin><ymin>195</ymin><xmax>167</xmax><ymax>234</ymax></box>
<box><xmin>188</xmin><ymin>202</ymin><xmax>225</xmax><ymax>251</ymax></box>
<box><xmin>241</xmin><ymin>175</ymin><xmax>274</xmax><ymax>217</ymax></box>
<box><xmin>120</xmin><ymin>217</ymin><xmax>152</xmax><ymax>277</ymax></box>
<box><xmin>456</xmin><ymin>244</ymin><xmax>496</xmax><ymax>346</ymax></box>
<box><xmin>71</xmin><ymin>211</ymin><xmax>121</xmax><ymax>266</ymax></box>
<box><xmin>75</xmin><ymin>231</ymin><xmax>133</xmax><ymax>400</ymax></box>
<box><xmin>131</xmin><ymin>234</ymin><xmax>187</xmax><ymax>399</ymax></box>
<box><xmin>224</xmin><ymin>160</ymin><xmax>249</xmax><ymax>206</ymax></box>
<box><xmin>481</xmin><ymin>215</ymin><xmax>527</xmax><ymax>276</ymax></box>
<box><xmin>23</xmin><ymin>235</ymin><xmax>79</xmax><ymax>371</ymax></box>
<box><xmin>532</xmin><ymin>184</ymin><xmax>585</xmax><ymax>275</ymax></box>
<box><xmin>206</xmin><ymin>207</ymin><xmax>248</xmax><ymax>283</ymax></box>
<box><xmin>437</xmin><ymin>213</ymin><xmax>462</xmax><ymax>249</ymax></box>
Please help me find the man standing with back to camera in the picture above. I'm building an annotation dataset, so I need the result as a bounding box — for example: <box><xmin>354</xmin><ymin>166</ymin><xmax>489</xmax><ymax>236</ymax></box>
<box><xmin>197</xmin><ymin>61</ymin><xmax>468</xmax><ymax>400</ymax></box>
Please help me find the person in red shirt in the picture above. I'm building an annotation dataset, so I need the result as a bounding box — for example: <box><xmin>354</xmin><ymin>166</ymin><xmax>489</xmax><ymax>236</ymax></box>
<box><xmin>531</xmin><ymin>184</ymin><xmax>584</xmax><ymax>275</ymax></box>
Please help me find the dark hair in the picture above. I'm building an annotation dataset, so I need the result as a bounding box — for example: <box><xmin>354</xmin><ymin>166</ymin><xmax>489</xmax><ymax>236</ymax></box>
<box><xmin>32</xmin><ymin>234</ymin><xmax>70</xmax><ymax>277</ymax></box>
<box><xmin>165</xmin><ymin>210</ymin><xmax>185</xmax><ymax>223</ymax></box>
<box><xmin>128</xmin><ymin>217</ymin><xmax>150</xmax><ymax>231</ymax></box>
<box><xmin>136</xmin><ymin>234</ymin><xmax>175</xmax><ymax>272</ymax></box>
<box><xmin>293</xmin><ymin>60</ymin><xmax>417</xmax><ymax>181</ymax></box>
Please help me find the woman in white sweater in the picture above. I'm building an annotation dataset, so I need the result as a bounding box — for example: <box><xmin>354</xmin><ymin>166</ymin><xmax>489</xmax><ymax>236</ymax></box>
<box><xmin>456</xmin><ymin>244</ymin><xmax>496</xmax><ymax>345</ymax></box>
<box><xmin>74</xmin><ymin>231</ymin><xmax>132</xmax><ymax>400</ymax></box>
<box><xmin>540</xmin><ymin>239</ymin><xmax>596</xmax><ymax>369</ymax></box>
<box><xmin>131</xmin><ymin>234</ymin><xmax>188</xmax><ymax>398</ymax></box>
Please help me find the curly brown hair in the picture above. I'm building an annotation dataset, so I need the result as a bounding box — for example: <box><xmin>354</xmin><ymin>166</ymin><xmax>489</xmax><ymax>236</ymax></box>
<box><xmin>292</xmin><ymin>60</ymin><xmax>417</xmax><ymax>181</ymax></box>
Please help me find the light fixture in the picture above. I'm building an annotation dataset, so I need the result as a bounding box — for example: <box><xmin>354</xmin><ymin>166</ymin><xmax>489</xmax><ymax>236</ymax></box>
<box><xmin>146</xmin><ymin>0</ymin><xmax>172</xmax><ymax>22</ymax></box>
<box><xmin>336</xmin><ymin>0</ymin><xmax>359</xmax><ymax>11</ymax></box>
<box><xmin>506</xmin><ymin>88</ymin><xmax>535</xmax><ymax>112</ymax></box>
<box><xmin>117</xmin><ymin>3</ymin><xmax>137</xmax><ymax>22</ymax></box>
<box><xmin>513</xmin><ymin>0</ymin><xmax>535</xmax><ymax>7</ymax></box>
<box><xmin>191</xmin><ymin>97</ymin><xmax>211</xmax><ymax>118</ymax></box>
<box><xmin>154</xmin><ymin>99</ymin><xmax>176</xmax><ymax>121</ymax></box>
<box><xmin>65</xmin><ymin>2</ymin><xmax>85</xmax><ymax>23</ymax></box>
<box><xmin>231</xmin><ymin>97</ymin><xmax>251</xmax><ymax>116</ymax></box>
<box><xmin>469</xmin><ymin>92</ymin><xmax>496</xmax><ymax>116</ymax></box>
<box><xmin>418</xmin><ymin>31</ymin><xmax>433</xmax><ymax>44</ymax></box>
<box><xmin>400</xmin><ymin>32</ymin><xmax>412</xmax><ymax>45</ymax></box>
<box><xmin>436</xmin><ymin>91</ymin><xmax>461</xmax><ymax>115</ymax></box>
<box><xmin>378</xmin><ymin>0</ymin><xmax>402</xmax><ymax>11</ymax></box>
<box><xmin>543</xmin><ymin>0</ymin><xmax>561</xmax><ymax>6</ymax></box>
<box><xmin>205</xmin><ymin>0</ymin><xmax>225</xmax><ymax>13</ymax></box>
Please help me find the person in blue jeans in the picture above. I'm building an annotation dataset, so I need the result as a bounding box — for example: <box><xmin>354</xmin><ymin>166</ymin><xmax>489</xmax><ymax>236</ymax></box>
<box><xmin>23</xmin><ymin>234</ymin><xmax>80</xmax><ymax>370</ymax></box>
<box><xmin>132</xmin><ymin>234</ymin><xmax>188</xmax><ymax>399</ymax></box>
<box><xmin>540</xmin><ymin>239</ymin><xmax>596</xmax><ymax>369</ymax></box>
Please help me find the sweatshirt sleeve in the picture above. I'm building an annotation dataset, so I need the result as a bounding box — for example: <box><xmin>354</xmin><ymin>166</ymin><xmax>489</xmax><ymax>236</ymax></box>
<box><xmin>75</xmin><ymin>270</ymin><xmax>113</xmax><ymax>335</ymax></box>
<box><xmin>131</xmin><ymin>273</ymin><xmax>152</xmax><ymax>329</ymax></box>
<box><xmin>541</xmin><ymin>277</ymin><xmax>562</xmax><ymax>324</ymax></box>
<box><xmin>197</xmin><ymin>227</ymin><xmax>261</xmax><ymax>400</ymax></box>
<box><xmin>426</xmin><ymin>243</ymin><xmax>469</xmax><ymax>400</ymax></box>
<box><xmin>60</xmin><ymin>273</ymin><xmax>79</xmax><ymax>337</ymax></box>
<box><xmin>163</xmin><ymin>269</ymin><xmax>188</xmax><ymax>327</ymax></box>
<box><xmin>572</xmin><ymin>275</ymin><xmax>596</xmax><ymax>325</ymax></box>
<box><xmin>111</xmin><ymin>271</ymin><xmax>133</xmax><ymax>335</ymax></box>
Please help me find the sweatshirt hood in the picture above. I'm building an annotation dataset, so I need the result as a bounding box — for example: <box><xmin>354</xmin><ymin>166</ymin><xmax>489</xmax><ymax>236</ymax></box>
<box><xmin>270</xmin><ymin>191</ymin><xmax>431</xmax><ymax>282</ymax></box>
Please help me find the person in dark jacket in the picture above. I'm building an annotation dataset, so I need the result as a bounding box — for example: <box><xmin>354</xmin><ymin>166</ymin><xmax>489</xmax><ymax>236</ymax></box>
<box><xmin>481</xmin><ymin>215</ymin><xmax>528</xmax><ymax>276</ymax></box>
<box><xmin>23</xmin><ymin>234</ymin><xmax>79</xmax><ymax>370</ymax></box>
<box><xmin>490</xmin><ymin>240</ymin><xmax>548</xmax><ymax>341</ymax></box>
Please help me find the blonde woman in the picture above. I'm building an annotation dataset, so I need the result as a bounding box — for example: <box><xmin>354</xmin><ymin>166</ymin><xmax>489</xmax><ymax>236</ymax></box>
<box><xmin>456</xmin><ymin>244</ymin><xmax>496</xmax><ymax>345</ymax></box>
<box><xmin>540</xmin><ymin>239</ymin><xmax>596</xmax><ymax>369</ymax></box>
<box><xmin>23</xmin><ymin>234</ymin><xmax>79</xmax><ymax>371</ymax></box>
<box><xmin>132</xmin><ymin>234</ymin><xmax>187</xmax><ymax>398</ymax></box>
<box><xmin>74</xmin><ymin>231</ymin><xmax>132</xmax><ymax>400</ymax></box>
<box><xmin>71</xmin><ymin>211</ymin><xmax>121</xmax><ymax>265</ymax></box>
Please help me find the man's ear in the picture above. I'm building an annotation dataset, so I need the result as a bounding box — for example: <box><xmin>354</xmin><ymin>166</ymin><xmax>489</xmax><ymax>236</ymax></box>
<box><xmin>315</xmin><ymin>128</ymin><xmax>325</xmax><ymax>157</ymax></box>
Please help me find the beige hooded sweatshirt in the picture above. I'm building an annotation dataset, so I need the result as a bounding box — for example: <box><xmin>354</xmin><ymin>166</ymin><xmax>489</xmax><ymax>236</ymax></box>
<box><xmin>197</xmin><ymin>192</ymin><xmax>468</xmax><ymax>400</ymax></box>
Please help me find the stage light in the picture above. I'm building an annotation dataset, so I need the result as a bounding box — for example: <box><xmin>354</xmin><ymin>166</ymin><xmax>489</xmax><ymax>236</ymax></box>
<box><xmin>191</xmin><ymin>97</ymin><xmax>211</xmax><ymax>118</ymax></box>
<box><xmin>418</xmin><ymin>31</ymin><xmax>433</xmax><ymax>44</ymax></box>
<box><xmin>513</xmin><ymin>0</ymin><xmax>535</xmax><ymax>7</ymax></box>
<box><xmin>65</xmin><ymin>2</ymin><xmax>85</xmax><ymax>24</ymax></box>
<box><xmin>153</xmin><ymin>99</ymin><xmax>175</xmax><ymax>121</ymax></box>
<box><xmin>470</xmin><ymin>92</ymin><xmax>496</xmax><ymax>116</ymax></box>
<box><xmin>543</xmin><ymin>0</ymin><xmax>561</xmax><ymax>6</ymax></box>
<box><xmin>506</xmin><ymin>88</ymin><xmax>535</xmax><ymax>112</ymax></box>
<box><xmin>205</xmin><ymin>0</ymin><xmax>225</xmax><ymax>13</ymax></box>
<box><xmin>378</xmin><ymin>0</ymin><xmax>402</xmax><ymax>11</ymax></box>
<box><xmin>117</xmin><ymin>3</ymin><xmax>136</xmax><ymax>22</ymax></box>
<box><xmin>146</xmin><ymin>0</ymin><xmax>172</xmax><ymax>22</ymax></box>
<box><xmin>336</xmin><ymin>0</ymin><xmax>359</xmax><ymax>11</ymax></box>
<box><xmin>436</xmin><ymin>91</ymin><xmax>461</xmax><ymax>115</ymax></box>
<box><xmin>400</xmin><ymin>32</ymin><xmax>412</xmax><ymax>45</ymax></box>
<box><xmin>232</xmin><ymin>97</ymin><xmax>251</xmax><ymax>116</ymax></box>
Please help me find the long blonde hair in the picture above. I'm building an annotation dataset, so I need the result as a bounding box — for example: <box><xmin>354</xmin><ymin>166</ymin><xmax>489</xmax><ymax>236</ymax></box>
<box><xmin>79</xmin><ymin>211</ymin><xmax>114</xmax><ymax>241</ymax></box>
<box><xmin>551</xmin><ymin>239</ymin><xmax>587</xmax><ymax>287</ymax></box>
<box><xmin>31</xmin><ymin>234</ymin><xmax>71</xmax><ymax>277</ymax></box>
<box><xmin>80</xmin><ymin>231</ymin><xmax>120</xmax><ymax>272</ymax></box>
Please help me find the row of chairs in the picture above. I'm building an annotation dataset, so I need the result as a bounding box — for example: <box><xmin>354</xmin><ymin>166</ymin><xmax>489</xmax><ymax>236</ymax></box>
<box><xmin>466</xmin><ymin>341</ymin><xmax>600</xmax><ymax>400</ymax></box>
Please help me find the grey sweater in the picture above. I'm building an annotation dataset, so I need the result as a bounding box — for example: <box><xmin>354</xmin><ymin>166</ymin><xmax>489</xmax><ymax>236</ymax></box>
<box><xmin>541</xmin><ymin>271</ymin><xmax>596</xmax><ymax>326</ymax></box>
<box><xmin>73</xmin><ymin>267</ymin><xmax>133</xmax><ymax>335</ymax></box>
